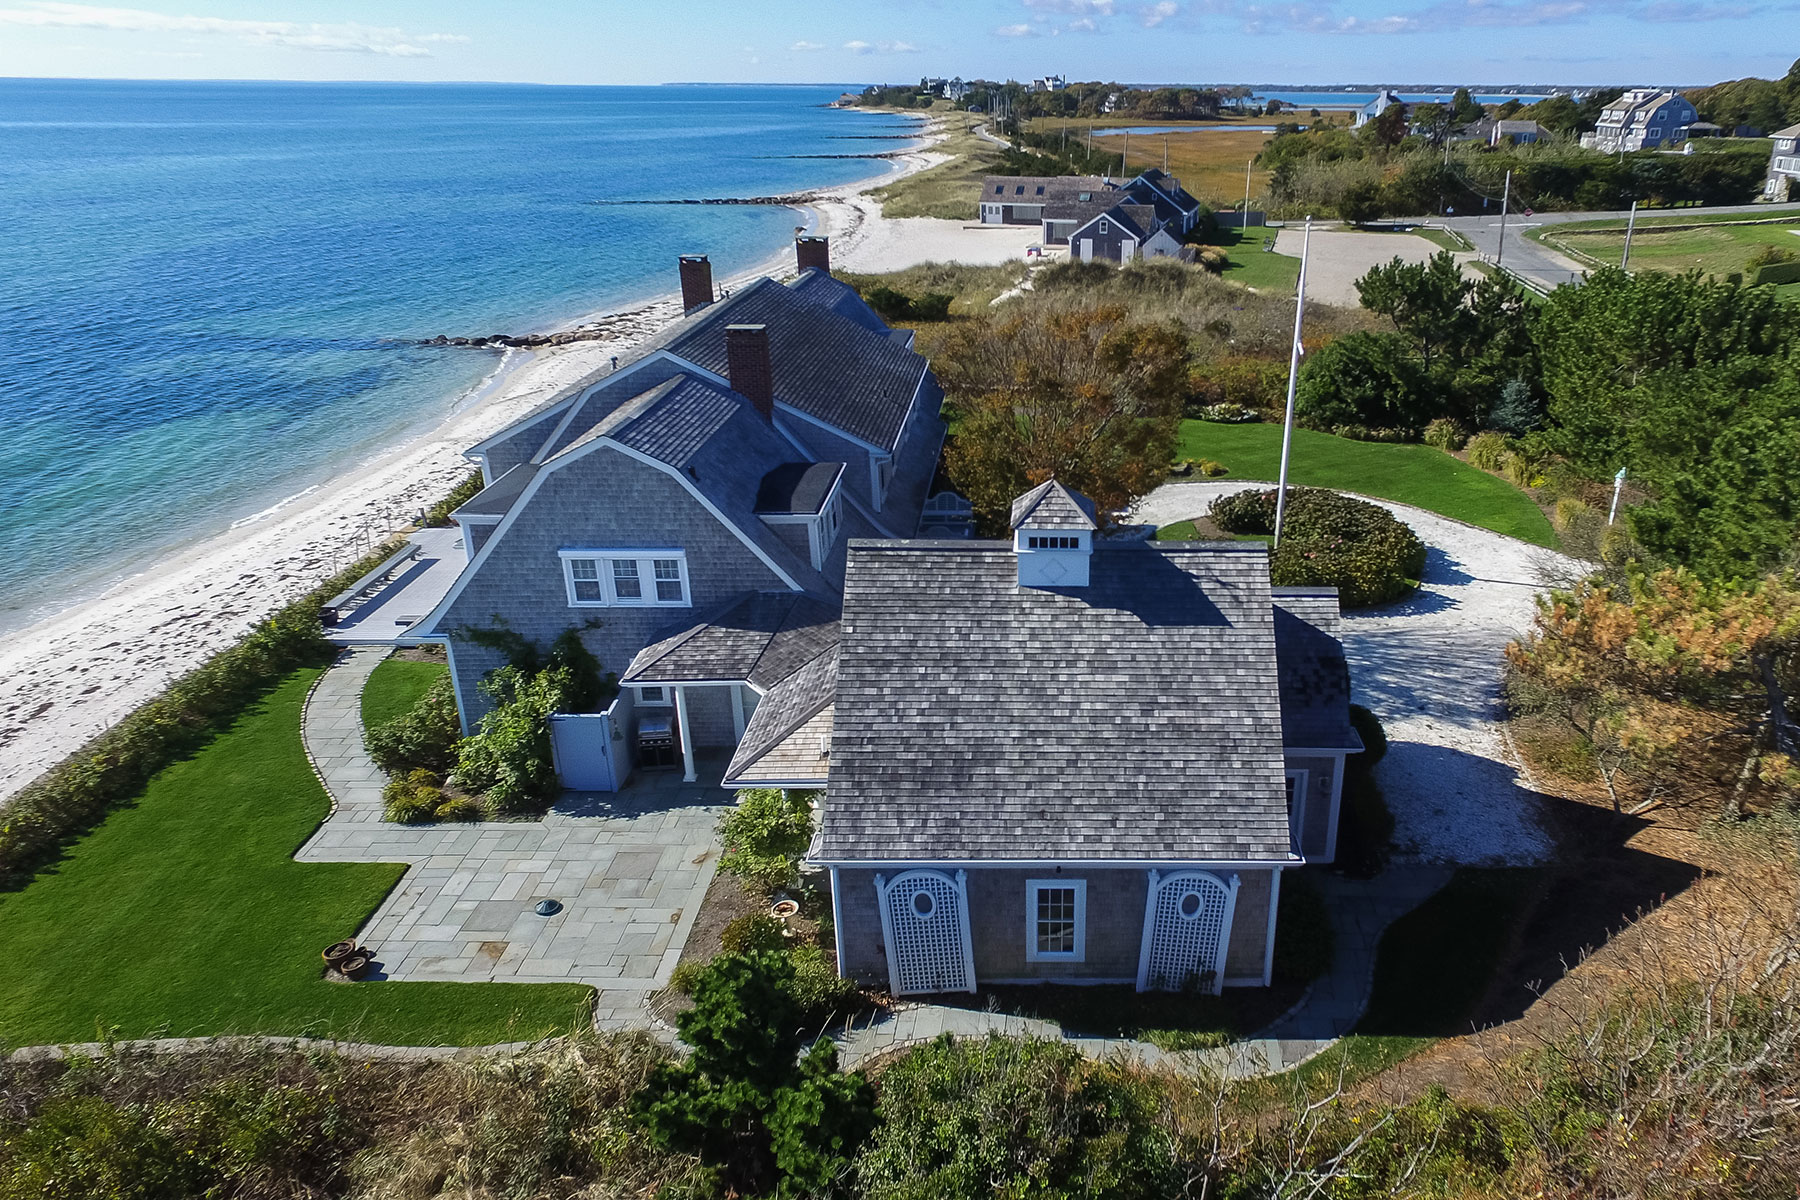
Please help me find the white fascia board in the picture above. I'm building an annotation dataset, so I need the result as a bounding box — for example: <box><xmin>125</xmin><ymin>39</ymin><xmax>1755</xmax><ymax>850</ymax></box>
<box><xmin>601</xmin><ymin>438</ymin><xmax>805</xmax><ymax>592</ymax></box>
<box><xmin>722</xmin><ymin>774</ymin><xmax>829</xmax><ymax>790</ymax></box>
<box><xmin>806</xmin><ymin>854</ymin><xmax>1298</xmax><ymax>870</ymax></box>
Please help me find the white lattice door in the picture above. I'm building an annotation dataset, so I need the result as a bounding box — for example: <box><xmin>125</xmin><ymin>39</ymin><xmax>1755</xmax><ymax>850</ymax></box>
<box><xmin>876</xmin><ymin>870</ymin><xmax>976</xmax><ymax>995</ymax></box>
<box><xmin>1136</xmin><ymin>870</ymin><xmax>1240</xmax><ymax>994</ymax></box>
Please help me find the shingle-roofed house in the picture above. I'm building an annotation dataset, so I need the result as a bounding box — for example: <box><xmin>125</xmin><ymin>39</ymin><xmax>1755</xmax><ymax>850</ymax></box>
<box><xmin>1766</xmin><ymin>123</ymin><xmax>1800</xmax><ymax>200</ymax></box>
<box><xmin>976</xmin><ymin>170</ymin><xmax>1203</xmax><ymax>261</ymax></box>
<box><xmin>1579</xmin><ymin>88</ymin><xmax>1698</xmax><ymax>152</ymax></box>
<box><xmin>793</xmin><ymin>483</ymin><xmax>1361</xmax><ymax>997</ymax></box>
<box><xmin>410</xmin><ymin>239</ymin><xmax>948</xmax><ymax>791</ymax></box>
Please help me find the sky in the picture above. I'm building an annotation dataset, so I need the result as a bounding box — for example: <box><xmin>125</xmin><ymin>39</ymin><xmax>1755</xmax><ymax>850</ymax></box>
<box><xmin>0</xmin><ymin>0</ymin><xmax>1794</xmax><ymax>88</ymax></box>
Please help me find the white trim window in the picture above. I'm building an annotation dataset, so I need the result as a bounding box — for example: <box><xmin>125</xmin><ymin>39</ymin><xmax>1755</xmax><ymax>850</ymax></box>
<box><xmin>1025</xmin><ymin>878</ymin><xmax>1086</xmax><ymax>962</ymax></box>
<box><xmin>1285</xmin><ymin>769</ymin><xmax>1309</xmax><ymax>855</ymax></box>
<box><xmin>633</xmin><ymin>685</ymin><xmax>672</xmax><ymax>707</ymax></box>
<box><xmin>559</xmin><ymin>550</ymin><xmax>690</xmax><ymax>608</ymax></box>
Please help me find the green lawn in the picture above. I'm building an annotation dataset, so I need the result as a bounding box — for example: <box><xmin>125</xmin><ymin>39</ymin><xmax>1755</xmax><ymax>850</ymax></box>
<box><xmin>1172</xmin><ymin>421</ymin><xmax>1559</xmax><ymax>548</ymax></box>
<box><xmin>0</xmin><ymin>670</ymin><xmax>592</xmax><ymax>1049</ymax></box>
<box><xmin>1547</xmin><ymin>217</ymin><xmax>1800</xmax><ymax>281</ymax></box>
<box><xmin>1217</xmin><ymin>225</ymin><xmax>1302</xmax><ymax>292</ymax></box>
<box><xmin>361</xmin><ymin>655</ymin><xmax>446</xmax><ymax>732</ymax></box>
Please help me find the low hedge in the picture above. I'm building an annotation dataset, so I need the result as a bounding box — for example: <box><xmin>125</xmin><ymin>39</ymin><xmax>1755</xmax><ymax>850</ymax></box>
<box><xmin>0</xmin><ymin>542</ymin><xmax>403</xmax><ymax>890</ymax></box>
<box><xmin>1210</xmin><ymin>487</ymin><xmax>1426</xmax><ymax>608</ymax></box>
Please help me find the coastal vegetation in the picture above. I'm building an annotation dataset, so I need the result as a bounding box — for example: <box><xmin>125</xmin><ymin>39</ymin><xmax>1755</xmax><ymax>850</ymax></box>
<box><xmin>867</xmin><ymin>113</ymin><xmax>1002</xmax><ymax>221</ymax></box>
<box><xmin>1209</xmin><ymin>488</ymin><xmax>1427</xmax><ymax>608</ymax></box>
<box><xmin>1684</xmin><ymin>56</ymin><xmax>1800</xmax><ymax>131</ymax></box>
<box><xmin>1533</xmin><ymin>213</ymin><xmax>1800</xmax><ymax>289</ymax></box>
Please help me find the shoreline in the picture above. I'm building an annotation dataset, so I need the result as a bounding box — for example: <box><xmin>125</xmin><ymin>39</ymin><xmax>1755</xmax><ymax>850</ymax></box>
<box><xmin>0</xmin><ymin>111</ymin><xmax>951</xmax><ymax>803</ymax></box>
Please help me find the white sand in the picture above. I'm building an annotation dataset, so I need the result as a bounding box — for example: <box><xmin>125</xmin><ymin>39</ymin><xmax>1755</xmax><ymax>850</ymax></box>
<box><xmin>0</xmin><ymin>115</ymin><xmax>990</xmax><ymax>804</ymax></box>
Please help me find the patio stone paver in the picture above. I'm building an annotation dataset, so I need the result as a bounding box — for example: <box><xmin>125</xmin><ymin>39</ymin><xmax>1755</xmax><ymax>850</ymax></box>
<box><xmin>298</xmin><ymin>646</ymin><xmax>727</xmax><ymax>1026</ymax></box>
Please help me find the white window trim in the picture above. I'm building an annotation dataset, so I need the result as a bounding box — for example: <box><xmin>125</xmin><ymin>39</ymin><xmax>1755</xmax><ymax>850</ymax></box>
<box><xmin>1285</xmin><ymin>769</ymin><xmax>1309</xmax><ymax>856</ymax></box>
<box><xmin>1025</xmin><ymin>878</ymin><xmax>1087</xmax><ymax>963</ymax></box>
<box><xmin>559</xmin><ymin>549</ymin><xmax>691</xmax><ymax>609</ymax></box>
<box><xmin>633</xmin><ymin>685</ymin><xmax>673</xmax><ymax>708</ymax></box>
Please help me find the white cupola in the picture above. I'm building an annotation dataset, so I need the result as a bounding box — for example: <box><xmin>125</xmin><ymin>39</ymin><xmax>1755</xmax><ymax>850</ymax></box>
<box><xmin>1010</xmin><ymin>479</ymin><xmax>1098</xmax><ymax>588</ymax></box>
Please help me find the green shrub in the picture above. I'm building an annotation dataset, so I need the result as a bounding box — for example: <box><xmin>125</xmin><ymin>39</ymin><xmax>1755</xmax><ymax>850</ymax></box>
<box><xmin>423</xmin><ymin>470</ymin><xmax>483</xmax><ymax>527</ymax></box>
<box><xmin>1187</xmin><ymin>355</ymin><xmax>1286</xmax><ymax>416</ymax></box>
<box><xmin>857</xmin><ymin>1034</ymin><xmax>1181</xmax><ymax>1200</ymax></box>
<box><xmin>1195</xmin><ymin>402</ymin><xmax>1260</xmax><ymax>423</ymax></box>
<box><xmin>1196</xmin><ymin>245</ymin><xmax>1229</xmax><ymax>272</ymax></box>
<box><xmin>434</xmin><ymin>795</ymin><xmax>484</xmax><ymax>822</ymax></box>
<box><xmin>1502</xmin><ymin>450</ymin><xmax>1545</xmax><ymax>489</ymax></box>
<box><xmin>1423</xmin><ymin>417</ymin><xmax>1469</xmax><ymax>451</ymax></box>
<box><xmin>381</xmin><ymin>769</ymin><xmax>446</xmax><ymax>823</ymax></box>
<box><xmin>1747</xmin><ymin>241</ymin><xmax>1797</xmax><ymax>269</ymax></box>
<box><xmin>720</xmin><ymin>914</ymin><xmax>789</xmax><ymax>955</ymax></box>
<box><xmin>1348</xmin><ymin>703</ymin><xmax>1388</xmax><ymax>766</ymax></box>
<box><xmin>788</xmin><ymin>944</ymin><xmax>859</xmax><ymax>1026</ymax></box>
<box><xmin>0</xmin><ymin>541</ymin><xmax>407</xmax><ymax>891</ymax></box>
<box><xmin>863</xmin><ymin>285</ymin><xmax>913</xmax><ymax>320</ymax></box>
<box><xmin>632</xmin><ymin>951</ymin><xmax>876</xmax><ymax>1196</ymax></box>
<box><xmin>667</xmin><ymin>959</ymin><xmax>707</xmax><ymax>996</ymax></box>
<box><xmin>1211</xmin><ymin>488</ymin><xmax>1427</xmax><ymax>608</ymax></box>
<box><xmin>454</xmin><ymin>665</ymin><xmax>584</xmax><ymax>815</ymax></box>
<box><xmin>365</xmin><ymin>674</ymin><xmax>461</xmax><ymax>775</ymax></box>
<box><xmin>1465</xmin><ymin>430</ymin><xmax>1510</xmax><ymax>472</ymax></box>
<box><xmin>911</xmin><ymin>291</ymin><xmax>953</xmax><ymax>320</ymax></box>
<box><xmin>718</xmin><ymin>788</ymin><xmax>817</xmax><ymax>892</ymax></box>
<box><xmin>1197</xmin><ymin>458</ymin><xmax>1228</xmax><ymax>477</ymax></box>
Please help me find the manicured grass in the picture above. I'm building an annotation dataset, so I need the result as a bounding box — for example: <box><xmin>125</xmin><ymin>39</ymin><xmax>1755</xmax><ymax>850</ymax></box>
<box><xmin>360</xmin><ymin>655</ymin><xmax>446</xmax><ymax>733</ymax></box>
<box><xmin>1215</xmin><ymin>224</ymin><xmax>1303</xmax><ymax>292</ymax></box>
<box><xmin>0</xmin><ymin>670</ymin><xmax>592</xmax><ymax>1049</ymax></box>
<box><xmin>1153</xmin><ymin>518</ymin><xmax>1269</xmax><ymax>545</ymax></box>
<box><xmin>1407</xmin><ymin>225</ymin><xmax>1472</xmax><ymax>253</ymax></box>
<box><xmin>1548</xmin><ymin>218</ymin><xmax>1800</xmax><ymax>281</ymax></box>
<box><xmin>1172</xmin><ymin>421</ymin><xmax>1559</xmax><ymax>548</ymax></box>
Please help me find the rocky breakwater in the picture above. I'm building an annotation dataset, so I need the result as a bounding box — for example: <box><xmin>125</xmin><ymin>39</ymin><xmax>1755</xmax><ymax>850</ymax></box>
<box><xmin>415</xmin><ymin>298</ymin><xmax>682</xmax><ymax>353</ymax></box>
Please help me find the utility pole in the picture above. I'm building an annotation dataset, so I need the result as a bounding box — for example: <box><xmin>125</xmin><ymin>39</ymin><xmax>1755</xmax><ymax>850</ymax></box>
<box><xmin>1496</xmin><ymin>169</ymin><xmax>1512</xmax><ymax>268</ymax></box>
<box><xmin>1621</xmin><ymin>199</ymin><xmax>1639</xmax><ymax>270</ymax></box>
<box><xmin>1122</xmin><ymin>128</ymin><xmax>1129</xmax><ymax>175</ymax></box>
<box><xmin>1243</xmin><ymin>157</ymin><xmax>1252</xmax><ymax>228</ymax></box>
<box><xmin>1163</xmin><ymin>134</ymin><xmax>1169</xmax><ymax>173</ymax></box>
<box><xmin>1274</xmin><ymin>217</ymin><xmax>1314</xmax><ymax>551</ymax></box>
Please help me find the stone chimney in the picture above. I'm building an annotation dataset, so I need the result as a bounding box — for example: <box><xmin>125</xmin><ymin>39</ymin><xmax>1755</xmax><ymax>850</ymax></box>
<box><xmin>726</xmin><ymin>324</ymin><xmax>774</xmax><ymax>423</ymax></box>
<box><xmin>678</xmin><ymin>255</ymin><xmax>714</xmax><ymax>314</ymax></box>
<box><xmin>796</xmin><ymin>235</ymin><xmax>830</xmax><ymax>276</ymax></box>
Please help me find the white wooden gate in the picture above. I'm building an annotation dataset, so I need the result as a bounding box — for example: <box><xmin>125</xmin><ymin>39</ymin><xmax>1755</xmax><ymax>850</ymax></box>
<box><xmin>1136</xmin><ymin>870</ymin><xmax>1240</xmax><ymax>994</ymax></box>
<box><xmin>876</xmin><ymin>869</ymin><xmax>976</xmax><ymax>995</ymax></box>
<box><xmin>1078</xmin><ymin>238</ymin><xmax>1094</xmax><ymax>263</ymax></box>
<box><xmin>549</xmin><ymin>712</ymin><xmax>618</xmax><ymax>792</ymax></box>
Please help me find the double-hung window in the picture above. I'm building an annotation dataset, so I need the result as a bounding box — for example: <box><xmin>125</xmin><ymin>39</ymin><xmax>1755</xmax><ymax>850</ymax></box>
<box><xmin>1285</xmin><ymin>769</ymin><xmax>1309</xmax><ymax>855</ymax></box>
<box><xmin>560</xmin><ymin>550</ymin><xmax>690</xmax><ymax>608</ymax></box>
<box><xmin>1024</xmin><ymin>879</ymin><xmax>1086</xmax><ymax>962</ymax></box>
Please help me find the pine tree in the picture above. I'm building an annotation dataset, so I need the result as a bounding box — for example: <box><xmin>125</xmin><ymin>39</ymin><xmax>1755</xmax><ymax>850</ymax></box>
<box><xmin>1489</xmin><ymin>378</ymin><xmax>1541</xmax><ymax>435</ymax></box>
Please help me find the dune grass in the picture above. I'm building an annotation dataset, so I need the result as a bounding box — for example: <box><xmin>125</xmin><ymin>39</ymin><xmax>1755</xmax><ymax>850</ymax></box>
<box><xmin>0</xmin><ymin>669</ymin><xmax>592</xmax><ymax>1050</ymax></box>
<box><xmin>1172</xmin><ymin>421</ymin><xmax>1558</xmax><ymax>548</ymax></box>
<box><xmin>871</xmin><ymin>115</ymin><xmax>1004</xmax><ymax>220</ymax></box>
<box><xmin>360</xmin><ymin>655</ymin><xmax>445</xmax><ymax>733</ymax></box>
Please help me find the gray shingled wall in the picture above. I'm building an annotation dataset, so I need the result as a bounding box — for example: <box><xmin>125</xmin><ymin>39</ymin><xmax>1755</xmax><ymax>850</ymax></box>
<box><xmin>781</xmin><ymin>417</ymin><xmax>876</xmax><ymax>514</ymax></box>
<box><xmin>440</xmin><ymin>447</ymin><xmax>794</xmax><ymax>725</ymax></box>
<box><xmin>1287</xmin><ymin>754</ymin><xmax>1338</xmax><ymax>861</ymax></box>
<box><xmin>831</xmin><ymin>865</ymin><xmax>1277</xmax><ymax>988</ymax></box>
<box><xmin>481</xmin><ymin>405</ymin><xmax>568</xmax><ymax>481</ymax></box>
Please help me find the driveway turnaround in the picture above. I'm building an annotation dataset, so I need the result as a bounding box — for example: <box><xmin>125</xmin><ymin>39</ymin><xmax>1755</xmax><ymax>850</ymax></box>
<box><xmin>298</xmin><ymin>646</ymin><xmax>726</xmax><ymax>1027</ymax></box>
<box><xmin>1271</xmin><ymin>227</ymin><xmax>1460</xmax><ymax>306</ymax></box>
<box><xmin>1135</xmin><ymin>481</ymin><xmax>1572</xmax><ymax>866</ymax></box>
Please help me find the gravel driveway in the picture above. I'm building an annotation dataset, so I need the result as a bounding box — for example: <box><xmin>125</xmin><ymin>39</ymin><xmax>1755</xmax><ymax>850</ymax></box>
<box><xmin>1135</xmin><ymin>480</ymin><xmax>1577</xmax><ymax>866</ymax></box>
<box><xmin>1271</xmin><ymin>228</ymin><xmax>1463</xmax><ymax>307</ymax></box>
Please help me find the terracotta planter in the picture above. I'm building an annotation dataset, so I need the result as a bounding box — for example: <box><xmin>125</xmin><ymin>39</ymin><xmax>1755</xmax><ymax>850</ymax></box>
<box><xmin>338</xmin><ymin>952</ymin><xmax>372</xmax><ymax>980</ymax></box>
<box><xmin>322</xmin><ymin>939</ymin><xmax>358</xmax><ymax>967</ymax></box>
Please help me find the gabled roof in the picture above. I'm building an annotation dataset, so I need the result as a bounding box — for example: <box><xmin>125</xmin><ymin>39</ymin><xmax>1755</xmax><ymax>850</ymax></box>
<box><xmin>1271</xmin><ymin>589</ymin><xmax>1362</xmax><ymax>751</ymax></box>
<box><xmin>816</xmin><ymin>540</ymin><xmax>1294</xmax><ymax>863</ymax></box>
<box><xmin>1130</xmin><ymin>167</ymin><xmax>1202</xmax><ymax>214</ymax></box>
<box><xmin>723</xmin><ymin>646</ymin><xmax>839</xmax><ymax>786</ymax></box>
<box><xmin>621</xmin><ymin>592</ymin><xmax>839</xmax><ymax>689</ymax></box>
<box><xmin>453</xmin><ymin>462</ymin><xmax>540</xmax><ymax>521</ymax></box>
<box><xmin>786</xmin><ymin>268</ymin><xmax>889</xmax><ymax>335</ymax></box>
<box><xmin>1070</xmin><ymin>202</ymin><xmax>1160</xmax><ymax>241</ymax></box>
<box><xmin>1010</xmin><ymin>479</ymin><xmax>1098</xmax><ymax>530</ymax></box>
<box><xmin>756</xmin><ymin>461</ymin><xmax>845</xmax><ymax>515</ymax></box>
<box><xmin>1772</xmin><ymin>122</ymin><xmax>1800</xmax><ymax>139</ymax></box>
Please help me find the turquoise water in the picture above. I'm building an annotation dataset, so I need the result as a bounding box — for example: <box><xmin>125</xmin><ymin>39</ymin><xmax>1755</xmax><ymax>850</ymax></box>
<box><xmin>0</xmin><ymin>80</ymin><xmax>907</xmax><ymax>630</ymax></box>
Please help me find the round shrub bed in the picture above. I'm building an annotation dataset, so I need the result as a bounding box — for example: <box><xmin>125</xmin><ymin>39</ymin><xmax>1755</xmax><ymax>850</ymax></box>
<box><xmin>1208</xmin><ymin>487</ymin><xmax>1426</xmax><ymax>608</ymax></box>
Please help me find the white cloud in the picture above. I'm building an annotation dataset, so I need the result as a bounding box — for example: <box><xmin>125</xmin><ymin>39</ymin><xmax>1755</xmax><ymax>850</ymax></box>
<box><xmin>841</xmin><ymin>38</ymin><xmax>918</xmax><ymax>53</ymax></box>
<box><xmin>1139</xmin><ymin>0</ymin><xmax>1181</xmax><ymax>24</ymax></box>
<box><xmin>0</xmin><ymin>1</ymin><xmax>461</xmax><ymax>56</ymax></box>
<box><xmin>843</xmin><ymin>38</ymin><xmax>872</xmax><ymax>51</ymax></box>
<box><xmin>789</xmin><ymin>39</ymin><xmax>825</xmax><ymax>50</ymax></box>
<box><xmin>1023</xmin><ymin>0</ymin><xmax>1116</xmax><ymax>12</ymax></box>
<box><xmin>1068</xmin><ymin>15</ymin><xmax>1099</xmax><ymax>28</ymax></box>
<box><xmin>995</xmin><ymin>21</ymin><xmax>1041</xmax><ymax>34</ymax></box>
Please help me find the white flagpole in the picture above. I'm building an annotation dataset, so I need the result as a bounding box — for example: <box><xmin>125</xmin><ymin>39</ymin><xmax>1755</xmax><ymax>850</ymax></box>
<box><xmin>1273</xmin><ymin>217</ymin><xmax>1313</xmax><ymax>550</ymax></box>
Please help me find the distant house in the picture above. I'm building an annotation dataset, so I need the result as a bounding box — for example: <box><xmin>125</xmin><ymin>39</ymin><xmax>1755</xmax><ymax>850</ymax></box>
<box><xmin>1352</xmin><ymin>89</ymin><xmax>1403</xmax><ymax>129</ymax></box>
<box><xmin>777</xmin><ymin>480</ymin><xmax>1362</xmax><ymax>996</ymax></box>
<box><xmin>832</xmin><ymin>93</ymin><xmax>861</xmax><ymax>108</ymax></box>
<box><xmin>413</xmin><ymin>240</ymin><xmax>947</xmax><ymax>791</ymax></box>
<box><xmin>943</xmin><ymin>77</ymin><xmax>971</xmax><ymax>102</ymax></box>
<box><xmin>1101</xmin><ymin>91</ymin><xmax>1125</xmax><ymax>114</ymax></box>
<box><xmin>1030</xmin><ymin>75</ymin><xmax>1068</xmax><ymax>93</ymax></box>
<box><xmin>1767</xmin><ymin>123</ymin><xmax>1800</xmax><ymax>201</ymax></box>
<box><xmin>978</xmin><ymin>169</ymin><xmax>1202</xmax><ymax>263</ymax></box>
<box><xmin>1489</xmin><ymin>119</ymin><xmax>1548</xmax><ymax>146</ymax></box>
<box><xmin>1580</xmin><ymin>89</ymin><xmax>1698</xmax><ymax>152</ymax></box>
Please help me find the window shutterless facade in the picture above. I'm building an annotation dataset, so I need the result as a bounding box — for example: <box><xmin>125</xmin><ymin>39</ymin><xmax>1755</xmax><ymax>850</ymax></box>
<box><xmin>1024</xmin><ymin>878</ymin><xmax>1086</xmax><ymax>962</ymax></box>
<box><xmin>559</xmin><ymin>550</ymin><xmax>690</xmax><ymax>608</ymax></box>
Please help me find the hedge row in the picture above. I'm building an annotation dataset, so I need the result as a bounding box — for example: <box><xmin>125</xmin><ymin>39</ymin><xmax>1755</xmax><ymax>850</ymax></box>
<box><xmin>0</xmin><ymin>542</ymin><xmax>403</xmax><ymax>891</ymax></box>
<box><xmin>1211</xmin><ymin>487</ymin><xmax>1426</xmax><ymax>608</ymax></box>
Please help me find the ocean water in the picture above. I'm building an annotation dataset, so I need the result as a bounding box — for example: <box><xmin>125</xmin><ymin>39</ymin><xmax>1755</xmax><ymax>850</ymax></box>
<box><xmin>0</xmin><ymin>80</ymin><xmax>907</xmax><ymax>631</ymax></box>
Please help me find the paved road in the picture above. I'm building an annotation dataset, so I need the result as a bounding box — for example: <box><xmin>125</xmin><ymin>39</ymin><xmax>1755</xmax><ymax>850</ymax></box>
<box><xmin>1434</xmin><ymin>201</ymin><xmax>1800</xmax><ymax>292</ymax></box>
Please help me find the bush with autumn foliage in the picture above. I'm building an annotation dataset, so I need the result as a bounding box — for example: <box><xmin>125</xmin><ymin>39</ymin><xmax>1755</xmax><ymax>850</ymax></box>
<box><xmin>1506</xmin><ymin>568</ymin><xmax>1800</xmax><ymax>821</ymax></box>
<box><xmin>935</xmin><ymin>303</ymin><xmax>1190</xmax><ymax>532</ymax></box>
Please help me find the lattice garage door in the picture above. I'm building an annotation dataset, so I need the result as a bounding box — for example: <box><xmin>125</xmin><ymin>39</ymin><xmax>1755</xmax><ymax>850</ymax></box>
<box><xmin>877</xmin><ymin>870</ymin><xmax>975</xmax><ymax>995</ymax></box>
<box><xmin>1138</xmin><ymin>870</ymin><xmax>1240</xmax><ymax>994</ymax></box>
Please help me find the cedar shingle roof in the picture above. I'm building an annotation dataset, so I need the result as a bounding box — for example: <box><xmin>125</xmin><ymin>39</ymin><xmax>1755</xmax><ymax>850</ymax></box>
<box><xmin>724</xmin><ymin>646</ymin><xmax>839</xmax><ymax>786</ymax></box>
<box><xmin>621</xmin><ymin>592</ymin><xmax>838</xmax><ymax>690</ymax></box>
<box><xmin>1010</xmin><ymin>479</ymin><xmax>1098</xmax><ymax>530</ymax></box>
<box><xmin>817</xmin><ymin>539</ymin><xmax>1296</xmax><ymax>863</ymax></box>
<box><xmin>1271</xmin><ymin>589</ymin><xmax>1362</xmax><ymax>751</ymax></box>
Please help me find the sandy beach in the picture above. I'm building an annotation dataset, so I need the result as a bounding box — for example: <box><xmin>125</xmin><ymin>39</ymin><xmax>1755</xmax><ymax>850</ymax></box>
<box><xmin>0</xmin><ymin>111</ymin><xmax>1039</xmax><ymax>804</ymax></box>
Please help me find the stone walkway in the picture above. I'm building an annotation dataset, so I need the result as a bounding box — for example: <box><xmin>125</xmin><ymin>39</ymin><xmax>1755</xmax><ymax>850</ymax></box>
<box><xmin>299</xmin><ymin>646</ymin><xmax>726</xmax><ymax>1028</ymax></box>
<box><xmin>835</xmin><ymin>866</ymin><xmax>1453</xmax><ymax>1076</ymax></box>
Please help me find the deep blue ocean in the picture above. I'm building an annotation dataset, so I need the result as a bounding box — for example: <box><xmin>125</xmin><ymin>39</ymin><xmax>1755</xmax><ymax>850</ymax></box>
<box><xmin>0</xmin><ymin>80</ymin><xmax>908</xmax><ymax>631</ymax></box>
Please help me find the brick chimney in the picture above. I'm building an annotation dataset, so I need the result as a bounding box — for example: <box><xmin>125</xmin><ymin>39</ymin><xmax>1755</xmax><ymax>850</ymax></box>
<box><xmin>678</xmin><ymin>255</ymin><xmax>713</xmax><ymax>314</ymax></box>
<box><xmin>725</xmin><ymin>324</ymin><xmax>774</xmax><ymax>422</ymax></box>
<box><xmin>795</xmin><ymin>235</ymin><xmax>830</xmax><ymax>276</ymax></box>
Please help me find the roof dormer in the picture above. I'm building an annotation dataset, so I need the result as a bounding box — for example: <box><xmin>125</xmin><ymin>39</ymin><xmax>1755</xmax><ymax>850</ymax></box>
<box><xmin>1010</xmin><ymin>479</ymin><xmax>1098</xmax><ymax>588</ymax></box>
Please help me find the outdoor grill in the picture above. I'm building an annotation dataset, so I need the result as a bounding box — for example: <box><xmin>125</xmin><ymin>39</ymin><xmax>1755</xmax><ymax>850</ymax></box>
<box><xmin>635</xmin><ymin>712</ymin><xmax>678</xmax><ymax>770</ymax></box>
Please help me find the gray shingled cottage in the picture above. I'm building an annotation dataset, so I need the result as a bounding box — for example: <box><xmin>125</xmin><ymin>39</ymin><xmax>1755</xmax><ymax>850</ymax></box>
<box><xmin>411</xmin><ymin>241</ymin><xmax>944</xmax><ymax>792</ymax></box>
<box><xmin>724</xmin><ymin>481</ymin><xmax>1362</xmax><ymax>996</ymax></box>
